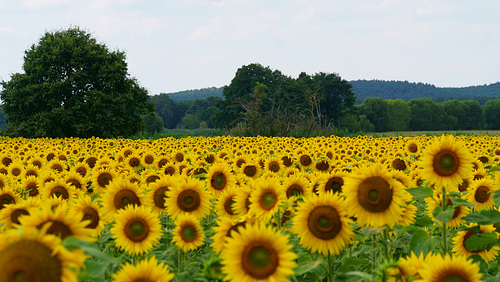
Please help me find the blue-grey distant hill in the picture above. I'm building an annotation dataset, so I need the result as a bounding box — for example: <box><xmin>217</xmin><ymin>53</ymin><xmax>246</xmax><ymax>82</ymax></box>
<box><xmin>156</xmin><ymin>81</ymin><xmax>500</xmax><ymax>105</ymax></box>
<box><xmin>350</xmin><ymin>80</ymin><xmax>500</xmax><ymax>104</ymax></box>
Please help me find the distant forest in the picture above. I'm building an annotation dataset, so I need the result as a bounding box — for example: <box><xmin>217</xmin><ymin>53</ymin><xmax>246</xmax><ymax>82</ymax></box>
<box><xmin>160</xmin><ymin>80</ymin><xmax>500</xmax><ymax>105</ymax></box>
<box><xmin>144</xmin><ymin>65</ymin><xmax>500</xmax><ymax>134</ymax></box>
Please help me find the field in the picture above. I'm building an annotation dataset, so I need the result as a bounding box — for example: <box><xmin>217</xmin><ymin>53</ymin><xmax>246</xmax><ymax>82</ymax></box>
<box><xmin>0</xmin><ymin>134</ymin><xmax>499</xmax><ymax>281</ymax></box>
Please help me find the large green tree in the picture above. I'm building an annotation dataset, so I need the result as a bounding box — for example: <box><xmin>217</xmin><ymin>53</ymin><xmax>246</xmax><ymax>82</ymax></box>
<box><xmin>483</xmin><ymin>99</ymin><xmax>500</xmax><ymax>130</ymax></box>
<box><xmin>0</xmin><ymin>27</ymin><xmax>153</xmax><ymax>138</ymax></box>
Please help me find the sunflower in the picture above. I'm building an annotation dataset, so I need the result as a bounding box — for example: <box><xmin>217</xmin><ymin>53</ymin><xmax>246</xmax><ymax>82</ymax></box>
<box><xmin>91</xmin><ymin>167</ymin><xmax>118</xmax><ymax>194</ymax></box>
<box><xmin>0</xmin><ymin>225</ymin><xmax>87</xmax><ymax>282</ymax></box>
<box><xmin>282</xmin><ymin>174</ymin><xmax>312</xmax><ymax>200</ymax></box>
<box><xmin>452</xmin><ymin>224</ymin><xmax>500</xmax><ymax>262</ymax></box>
<box><xmin>214</xmin><ymin>187</ymin><xmax>238</xmax><ymax>220</ymax></box>
<box><xmin>396</xmin><ymin>201</ymin><xmax>418</xmax><ymax>227</ymax></box>
<box><xmin>293</xmin><ymin>192</ymin><xmax>355</xmax><ymax>256</ymax></box>
<box><xmin>100</xmin><ymin>179</ymin><xmax>149</xmax><ymax>222</ymax></box>
<box><xmin>165</xmin><ymin>176</ymin><xmax>212</xmax><ymax>220</ymax></box>
<box><xmin>398</xmin><ymin>252</ymin><xmax>426</xmax><ymax>279</ymax></box>
<box><xmin>162</xmin><ymin>162</ymin><xmax>179</xmax><ymax>176</ymax></box>
<box><xmin>140</xmin><ymin>168</ymin><xmax>161</xmax><ymax>186</ymax></box>
<box><xmin>405</xmin><ymin>140</ymin><xmax>420</xmax><ymax>155</ymax></box>
<box><xmin>233</xmin><ymin>184</ymin><xmax>253</xmax><ymax>216</ymax></box>
<box><xmin>41</xmin><ymin>179</ymin><xmax>77</xmax><ymax>201</ymax></box>
<box><xmin>7</xmin><ymin>160</ymin><xmax>24</xmax><ymax>178</ymax></box>
<box><xmin>211</xmin><ymin>217</ymin><xmax>251</xmax><ymax>254</ymax></box>
<box><xmin>142</xmin><ymin>152</ymin><xmax>156</xmax><ymax>167</ymax></box>
<box><xmin>72</xmin><ymin>161</ymin><xmax>91</xmax><ymax>178</ymax></box>
<box><xmin>68</xmin><ymin>194</ymin><xmax>105</xmax><ymax>237</ymax></box>
<box><xmin>47</xmin><ymin>159</ymin><xmax>68</xmax><ymax>174</ymax></box>
<box><xmin>221</xmin><ymin>223</ymin><xmax>297</xmax><ymax>281</ymax></box>
<box><xmin>63</xmin><ymin>170</ymin><xmax>88</xmax><ymax>192</ymax></box>
<box><xmin>125</xmin><ymin>153</ymin><xmax>142</xmax><ymax>169</ymax></box>
<box><xmin>415</xmin><ymin>254</ymin><xmax>482</xmax><ymax>282</ymax></box>
<box><xmin>426</xmin><ymin>195</ymin><xmax>469</xmax><ymax>229</ymax></box>
<box><xmin>19</xmin><ymin>201</ymin><xmax>95</xmax><ymax>241</ymax></box>
<box><xmin>317</xmin><ymin>171</ymin><xmax>347</xmax><ymax>195</ymax></box>
<box><xmin>297</xmin><ymin>152</ymin><xmax>314</xmax><ymax>170</ymax></box>
<box><xmin>207</xmin><ymin>162</ymin><xmax>236</xmax><ymax>196</ymax></box>
<box><xmin>343</xmin><ymin>164</ymin><xmax>412</xmax><ymax>228</ymax></box>
<box><xmin>111</xmin><ymin>204</ymin><xmax>163</xmax><ymax>256</ymax></box>
<box><xmin>264</xmin><ymin>156</ymin><xmax>283</xmax><ymax>174</ymax></box>
<box><xmin>241</xmin><ymin>161</ymin><xmax>262</xmax><ymax>179</ymax></box>
<box><xmin>465</xmin><ymin>177</ymin><xmax>497</xmax><ymax>211</ymax></box>
<box><xmin>22</xmin><ymin>163</ymin><xmax>40</xmax><ymax>178</ymax></box>
<box><xmin>0</xmin><ymin>186</ymin><xmax>21</xmax><ymax>211</ymax></box>
<box><xmin>249</xmin><ymin>177</ymin><xmax>284</xmax><ymax>222</ymax></box>
<box><xmin>172</xmin><ymin>213</ymin><xmax>206</xmax><ymax>252</ymax></box>
<box><xmin>419</xmin><ymin>135</ymin><xmax>474</xmax><ymax>190</ymax></box>
<box><xmin>0</xmin><ymin>197</ymin><xmax>41</xmax><ymax>229</ymax></box>
<box><xmin>147</xmin><ymin>175</ymin><xmax>176</xmax><ymax>214</ymax></box>
<box><xmin>112</xmin><ymin>256</ymin><xmax>174</xmax><ymax>282</ymax></box>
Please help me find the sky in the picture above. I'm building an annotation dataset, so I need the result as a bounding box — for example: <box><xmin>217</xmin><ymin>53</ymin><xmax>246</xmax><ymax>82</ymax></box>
<box><xmin>0</xmin><ymin>0</ymin><xmax>499</xmax><ymax>95</ymax></box>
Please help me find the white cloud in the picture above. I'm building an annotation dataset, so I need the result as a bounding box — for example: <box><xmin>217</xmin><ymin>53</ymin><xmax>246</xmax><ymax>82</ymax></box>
<box><xmin>188</xmin><ymin>17</ymin><xmax>222</xmax><ymax>41</ymax></box>
<box><xmin>23</xmin><ymin>0</ymin><xmax>70</xmax><ymax>8</ymax></box>
<box><xmin>89</xmin><ymin>0</ymin><xmax>134</xmax><ymax>9</ymax></box>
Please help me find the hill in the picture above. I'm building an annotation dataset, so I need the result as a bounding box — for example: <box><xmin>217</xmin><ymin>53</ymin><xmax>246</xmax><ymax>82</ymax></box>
<box><xmin>350</xmin><ymin>80</ymin><xmax>500</xmax><ymax>104</ymax></box>
<box><xmin>159</xmin><ymin>87</ymin><xmax>223</xmax><ymax>101</ymax></box>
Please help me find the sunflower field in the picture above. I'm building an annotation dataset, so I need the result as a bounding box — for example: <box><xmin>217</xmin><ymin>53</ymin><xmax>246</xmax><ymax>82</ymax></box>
<box><xmin>0</xmin><ymin>134</ymin><xmax>499</xmax><ymax>281</ymax></box>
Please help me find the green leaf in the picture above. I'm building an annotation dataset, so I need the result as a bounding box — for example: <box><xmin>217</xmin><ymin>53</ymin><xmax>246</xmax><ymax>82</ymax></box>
<box><xmin>63</xmin><ymin>236</ymin><xmax>105</xmax><ymax>258</ymax></box>
<box><xmin>487</xmin><ymin>166</ymin><xmax>500</xmax><ymax>173</ymax></box>
<box><xmin>464</xmin><ymin>209</ymin><xmax>500</xmax><ymax>225</ymax></box>
<box><xmin>493</xmin><ymin>190</ymin><xmax>500</xmax><ymax>206</ymax></box>
<box><xmin>464</xmin><ymin>232</ymin><xmax>498</xmax><ymax>252</ymax></box>
<box><xmin>450</xmin><ymin>197</ymin><xmax>475</xmax><ymax>207</ymax></box>
<box><xmin>407</xmin><ymin>186</ymin><xmax>433</xmax><ymax>198</ymax></box>
<box><xmin>414</xmin><ymin>215</ymin><xmax>434</xmax><ymax>227</ymax></box>
<box><xmin>78</xmin><ymin>260</ymin><xmax>109</xmax><ymax>281</ymax></box>
<box><xmin>410</xmin><ymin>229</ymin><xmax>440</xmax><ymax>256</ymax></box>
<box><xmin>293</xmin><ymin>255</ymin><xmax>324</xmax><ymax>276</ymax></box>
<box><xmin>432</xmin><ymin>205</ymin><xmax>454</xmax><ymax>224</ymax></box>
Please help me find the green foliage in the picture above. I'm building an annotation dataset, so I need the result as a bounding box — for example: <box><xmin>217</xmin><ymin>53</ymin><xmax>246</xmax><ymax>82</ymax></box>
<box><xmin>142</xmin><ymin>112</ymin><xmax>164</xmax><ymax>133</ymax></box>
<box><xmin>484</xmin><ymin>99</ymin><xmax>500</xmax><ymax>130</ymax></box>
<box><xmin>0</xmin><ymin>27</ymin><xmax>154</xmax><ymax>138</ymax></box>
<box><xmin>163</xmin><ymin>87</ymin><xmax>223</xmax><ymax>101</ymax></box>
<box><xmin>408</xmin><ymin>98</ymin><xmax>444</xmax><ymax>131</ymax></box>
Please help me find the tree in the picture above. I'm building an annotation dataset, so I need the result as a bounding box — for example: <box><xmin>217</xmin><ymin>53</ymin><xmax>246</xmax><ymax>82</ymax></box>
<box><xmin>142</xmin><ymin>112</ymin><xmax>164</xmax><ymax>133</ymax></box>
<box><xmin>483</xmin><ymin>99</ymin><xmax>500</xmax><ymax>130</ymax></box>
<box><xmin>358</xmin><ymin>97</ymin><xmax>391</xmax><ymax>132</ymax></box>
<box><xmin>386</xmin><ymin>99</ymin><xmax>411</xmax><ymax>131</ymax></box>
<box><xmin>0</xmin><ymin>27</ymin><xmax>154</xmax><ymax>138</ymax></box>
<box><xmin>408</xmin><ymin>98</ymin><xmax>444</xmax><ymax>131</ymax></box>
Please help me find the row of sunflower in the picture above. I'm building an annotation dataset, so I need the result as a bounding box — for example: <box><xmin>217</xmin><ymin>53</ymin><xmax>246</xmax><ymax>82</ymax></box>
<box><xmin>0</xmin><ymin>134</ymin><xmax>499</xmax><ymax>281</ymax></box>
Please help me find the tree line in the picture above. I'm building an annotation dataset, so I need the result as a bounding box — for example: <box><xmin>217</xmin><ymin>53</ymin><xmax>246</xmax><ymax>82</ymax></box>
<box><xmin>146</xmin><ymin>64</ymin><xmax>500</xmax><ymax>135</ymax></box>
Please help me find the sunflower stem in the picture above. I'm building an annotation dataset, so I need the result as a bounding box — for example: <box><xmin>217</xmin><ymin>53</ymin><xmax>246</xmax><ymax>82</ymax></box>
<box><xmin>382</xmin><ymin>228</ymin><xmax>390</xmax><ymax>262</ymax></box>
<box><xmin>327</xmin><ymin>252</ymin><xmax>333</xmax><ymax>282</ymax></box>
<box><xmin>441</xmin><ymin>186</ymin><xmax>448</xmax><ymax>255</ymax></box>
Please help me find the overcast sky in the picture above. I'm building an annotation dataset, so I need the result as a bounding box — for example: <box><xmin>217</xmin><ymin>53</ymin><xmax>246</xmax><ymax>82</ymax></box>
<box><xmin>1</xmin><ymin>0</ymin><xmax>499</xmax><ymax>94</ymax></box>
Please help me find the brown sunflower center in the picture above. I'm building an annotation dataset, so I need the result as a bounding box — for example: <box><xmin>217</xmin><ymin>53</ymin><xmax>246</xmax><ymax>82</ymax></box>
<box><xmin>180</xmin><ymin>224</ymin><xmax>197</xmax><ymax>242</ymax></box>
<box><xmin>315</xmin><ymin>160</ymin><xmax>329</xmax><ymax>171</ymax></box>
<box><xmin>261</xmin><ymin>191</ymin><xmax>277</xmax><ymax>210</ymax></box>
<box><xmin>10</xmin><ymin>209</ymin><xmax>30</xmax><ymax>225</ymax></box>
<box><xmin>177</xmin><ymin>189</ymin><xmax>201</xmax><ymax>212</ymax></box>
<box><xmin>244</xmin><ymin>166</ymin><xmax>257</xmax><ymax>177</ymax></box>
<box><xmin>164</xmin><ymin>166</ymin><xmax>175</xmax><ymax>175</ymax></box>
<box><xmin>307</xmin><ymin>205</ymin><xmax>341</xmax><ymax>240</ymax></box>
<box><xmin>268</xmin><ymin>162</ymin><xmax>280</xmax><ymax>172</ymax></box>
<box><xmin>286</xmin><ymin>184</ymin><xmax>303</xmax><ymax>198</ymax></box>
<box><xmin>76</xmin><ymin>167</ymin><xmax>87</xmax><ymax>177</ymax></box>
<box><xmin>242</xmin><ymin>243</ymin><xmax>278</xmax><ymax>279</ymax></box>
<box><xmin>0</xmin><ymin>194</ymin><xmax>15</xmax><ymax>209</ymax></box>
<box><xmin>144</xmin><ymin>155</ymin><xmax>154</xmax><ymax>164</ymax></box>
<box><xmin>236</xmin><ymin>159</ymin><xmax>246</xmax><ymax>168</ymax></box>
<box><xmin>224</xmin><ymin>198</ymin><xmax>236</xmax><ymax>215</ymax></box>
<box><xmin>175</xmin><ymin>153</ymin><xmax>184</xmax><ymax>162</ymax></box>
<box><xmin>358</xmin><ymin>176</ymin><xmax>393</xmax><ymax>213</ymax></box>
<box><xmin>392</xmin><ymin>159</ymin><xmax>407</xmax><ymax>171</ymax></box>
<box><xmin>439</xmin><ymin>272</ymin><xmax>468</xmax><ymax>282</ymax></box>
<box><xmin>37</xmin><ymin>220</ymin><xmax>73</xmax><ymax>240</ymax></box>
<box><xmin>433</xmin><ymin>150</ymin><xmax>459</xmax><ymax>176</ymax></box>
<box><xmin>67</xmin><ymin>179</ymin><xmax>82</xmax><ymax>190</ymax></box>
<box><xmin>146</xmin><ymin>175</ymin><xmax>160</xmax><ymax>184</ymax></box>
<box><xmin>300</xmin><ymin>155</ymin><xmax>312</xmax><ymax>167</ymax></box>
<box><xmin>153</xmin><ymin>186</ymin><xmax>169</xmax><ymax>209</ymax></box>
<box><xmin>125</xmin><ymin>218</ymin><xmax>149</xmax><ymax>242</ymax></box>
<box><xmin>0</xmin><ymin>240</ymin><xmax>62</xmax><ymax>282</ymax></box>
<box><xmin>50</xmin><ymin>186</ymin><xmax>69</xmax><ymax>200</ymax></box>
<box><xmin>82</xmin><ymin>207</ymin><xmax>100</xmax><ymax>229</ymax></box>
<box><xmin>114</xmin><ymin>189</ymin><xmax>141</xmax><ymax>210</ymax></box>
<box><xmin>408</xmin><ymin>143</ymin><xmax>418</xmax><ymax>153</ymax></box>
<box><xmin>281</xmin><ymin>156</ymin><xmax>293</xmax><ymax>167</ymax></box>
<box><xmin>474</xmin><ymin>186</ymin><xmax>490</xmax><ymax>203</ymax></box>
<box><xmin>129</xmin><ymin>158</ymin><xmax>140</xmax><ymax>167</ymax></box>
<box><xmin>157</xmin><ymin>159</ymin><xmax>168</xmax><ymax>169</ymax></box>
<box><xmin>325</xmin><ymin>177</ymin><xmax>343</xmax><ymax>194</ymax></box>
<box><xmin>26</xmin><ymin>183</ymin><xmax>39</xmax><ymax>196</ymax></box>
<box><xmin>97</xmin><ymin>172</ymin><xmax>112</xmax><ymax>188</ymax></box>
<box><xmin>458</xmin><ymin>180</ymin><xmax>469</xmax><ymax>192</ymax></box>
<box><xmin>226</xmin><ymin>221</ymin><xmax>247</xmax><ymax>238</ymax></box>
<box><xmin>211</xmin><ymin>172</ymin><xmax>227</xmax><ymax>190</ymax></box>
